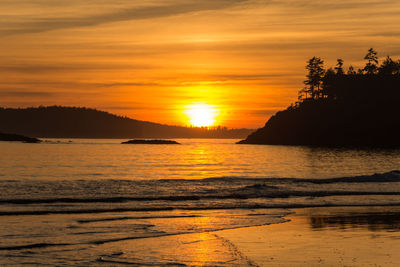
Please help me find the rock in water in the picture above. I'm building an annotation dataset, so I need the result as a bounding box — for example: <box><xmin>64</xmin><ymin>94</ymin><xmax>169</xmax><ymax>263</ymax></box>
<box><xmin>121</xmin><ymin>139</ymin><xmax>180</xmax><ymax>145</ymax></box>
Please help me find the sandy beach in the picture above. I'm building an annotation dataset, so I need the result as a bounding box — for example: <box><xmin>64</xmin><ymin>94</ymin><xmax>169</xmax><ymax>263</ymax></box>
<box><xmin>56</xmin><ymin>206</ymin><xmax>400</xmax><ymax>266</ymax></box>
<box><xmin>217</xmin><ymin>206</ymin><xmax>400</xmax><ymax>266</ymax></box>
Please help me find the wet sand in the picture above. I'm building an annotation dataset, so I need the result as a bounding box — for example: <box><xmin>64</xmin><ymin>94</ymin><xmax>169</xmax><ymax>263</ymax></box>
<box><xmin>2</xmin><ymin>207</ymin><xmax>400</xmax><ymax>265</ymax></box>
<box><xmin>218</xmin><ymin>206</ymin><xmax>400</xmax><ymax>266</ymax></box>
<box><xmin>79</xmin><ymin>206</ymin><xmax>400</xmax><ymax>266</ymax></box>
<box><xmin>93</xmin><ymin>231</ymin><xmax>255</xmax><ymax>266</ymax></box>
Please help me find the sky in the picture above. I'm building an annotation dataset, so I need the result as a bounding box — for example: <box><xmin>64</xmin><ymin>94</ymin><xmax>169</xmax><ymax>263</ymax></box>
<box><xmin>1</xmin><ymin>0</ymin><xmax>400</xmax><ymax>128</ymax></box>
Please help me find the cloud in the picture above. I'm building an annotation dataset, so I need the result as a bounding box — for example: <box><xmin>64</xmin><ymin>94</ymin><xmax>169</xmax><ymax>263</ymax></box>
<box><xmin>245</xmin><ymin>109</ymin><xmax>279</xmax><ymax>116</ymax></box>
<box><xmin>213</xmin><ymin>73</ymin><xmax>299</xmax><ymax>81</ymax></box>
<box><xmin>0</xmin><ymin>90</ymin><xmax>54</xmax><ymax>97</ymax></box>
<box><xmin>0</xmin><ymin>63</ymin><xmax>151</xmax><ymax>73</ymax></box>
<box><xmin>1</xmin><ymin>0</ymin><xmax>246</xmax><ymax>35</ymax></box>
<box><xmin>274</xmin><ymin>0</ymin><xmax>394</xmax><ymax>10</ymax></box>
<box><xmin>366</xmin><ymin>31</ymin><xmax>400</xmax><ymax>38</ymax></box>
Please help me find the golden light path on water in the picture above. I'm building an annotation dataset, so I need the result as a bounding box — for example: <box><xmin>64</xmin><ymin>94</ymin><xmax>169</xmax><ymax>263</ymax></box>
<box><xmin>184</xmin><ymin>103</ymin><xmax>219</xmax><ymax>127</ymax></box>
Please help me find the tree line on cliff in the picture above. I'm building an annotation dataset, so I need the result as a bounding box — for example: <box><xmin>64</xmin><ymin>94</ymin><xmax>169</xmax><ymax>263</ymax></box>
<box><xmin>239</xmin><ymin>49</ymin><xmax>400</xmax><ymax>146</ymax></box>
<box><xmin>297</xmin><ymin>48</ymin><xmax>400</xmax><ymax>106</ymax></box>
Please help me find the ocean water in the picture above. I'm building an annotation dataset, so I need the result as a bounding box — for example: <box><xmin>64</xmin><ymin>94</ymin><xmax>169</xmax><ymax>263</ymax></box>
<box><xmin>1</xmin><ymin>138</ymin><xmax>400</xmax><ymax>265</ymax></box>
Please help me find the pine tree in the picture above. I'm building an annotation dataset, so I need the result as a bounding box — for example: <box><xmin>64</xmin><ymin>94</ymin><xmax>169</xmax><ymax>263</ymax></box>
<box><xmin>304</xmin><ymin>57</ymin><xmax>325</xmax><ymax>100</ymax></box>
<box><xmin>378</xmin><ymin>56</ymin><xmax>398</xmax><ymax>75</ymax></box>
<box><xmin>363</xmin><ymin>48</ymin><xmax>378</xmax><ymax>74</ymax></box>
<box><xmin>347</xmin><ymin>65</ymin><xmax>356</xmax><ymax>75</ymax></box>
<box><xmin>334</xmin><ymin>59</ymin><xmax>344</xmax><ymax>75</ymax></box>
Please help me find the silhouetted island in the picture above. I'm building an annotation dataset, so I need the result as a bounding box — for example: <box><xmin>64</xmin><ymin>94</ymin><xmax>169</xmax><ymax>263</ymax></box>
<box><xmin>0</xmin><ymin>106</ymin><xmax>253</xmax><ymax>139</ymax></box>
<box><xmin>239</xmin><ymin>49</ymin><xmax>400</xmax><ymax>147</ymax></box>
<box><xmin>122</xmin><ymin>139</ymin><xmax>180</xmax><ymax>145</ymax></box>
<box><xmin>0</xmin><ymin>132</ymin><xmax>41</xmax><ymax>143</ymax></box>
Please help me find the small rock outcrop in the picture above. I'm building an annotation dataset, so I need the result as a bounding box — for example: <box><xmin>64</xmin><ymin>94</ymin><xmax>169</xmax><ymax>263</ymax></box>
<box><xmin>121</xmin><ymin>139</ymin><xmax>180</xmax><ymax>145</ymax></box>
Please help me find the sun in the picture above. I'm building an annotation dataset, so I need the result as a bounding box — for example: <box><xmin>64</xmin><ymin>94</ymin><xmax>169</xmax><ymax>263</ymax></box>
<box><xmin>185</xmin><ymin>104</ymin><xmax>218</xmax><ymax>127</ymax></box>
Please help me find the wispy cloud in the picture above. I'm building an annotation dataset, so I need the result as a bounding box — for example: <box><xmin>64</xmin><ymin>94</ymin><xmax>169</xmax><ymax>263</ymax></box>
<box><xmin>1</xmin><ymin>0</ymin><xmax>246</xmax><ymax>35</ymax></box>
<box><xmin>0</xmin><ymin>62</ymin><xmax>151</xmax><ymax>73</ymax></box>
<box><xmin>0</xmin><ymin>90</ymin><xmax>54</xmax><ymax>97</ymax></box>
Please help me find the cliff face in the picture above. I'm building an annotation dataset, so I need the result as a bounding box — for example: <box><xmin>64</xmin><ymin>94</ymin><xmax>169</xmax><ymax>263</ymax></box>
<box><xmin>238</xmin><ymin>99</ymin><xmax>400</xmax><ymax>147</ymax></box>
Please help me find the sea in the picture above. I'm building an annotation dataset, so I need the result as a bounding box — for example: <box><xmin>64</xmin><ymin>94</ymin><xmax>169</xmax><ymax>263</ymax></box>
<box><xmin>1</xmin><ymin>138</ymin><xmax>400</xmax><ymax>265</ymax></box>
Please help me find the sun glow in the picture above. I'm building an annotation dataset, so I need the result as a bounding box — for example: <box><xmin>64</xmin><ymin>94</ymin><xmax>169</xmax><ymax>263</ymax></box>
<box><xmin>185</xmin><ymin>104</ymin><xmax>218</xmax><ymax>127</ymax></box>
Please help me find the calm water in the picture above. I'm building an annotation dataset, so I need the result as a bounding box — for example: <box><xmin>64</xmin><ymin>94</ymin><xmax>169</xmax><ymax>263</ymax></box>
<box><xmin>2</xmin><ymin>138</ymin><xmax>400</xmax><ymax>180</ymax></box>
<box><xmin>1</xmin><ymin>139</ymin><xmax>400</xmax><ymax>265</ymax></box>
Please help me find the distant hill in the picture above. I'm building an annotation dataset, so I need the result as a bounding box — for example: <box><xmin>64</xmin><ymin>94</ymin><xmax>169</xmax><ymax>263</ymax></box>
<box><xmin>0</xmin><ymin>106</ymin><xmax>253</xmax><ymax>139</ymax></box>
<box><xmin>0</xmin><ymin>132</ymin><xmax>41</xmax><ymax>143</ymax></box>
<box><xmin>239</xmin><ymin>49</ymin><xmax>400</xmax><ymax>147</ymax></box>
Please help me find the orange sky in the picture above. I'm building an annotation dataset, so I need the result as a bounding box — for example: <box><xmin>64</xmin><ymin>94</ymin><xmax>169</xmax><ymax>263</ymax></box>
<box><xmin>1</xmin><ymin>0</ymin><xmax>400</xmax><ymax>128</ymax></box>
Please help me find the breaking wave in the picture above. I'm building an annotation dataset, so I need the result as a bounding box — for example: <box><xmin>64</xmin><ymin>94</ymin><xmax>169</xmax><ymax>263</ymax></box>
<box><xmin>0</xmin><ymin>171</ymin><xmax>399</xmax><ymax>216</ymax></box>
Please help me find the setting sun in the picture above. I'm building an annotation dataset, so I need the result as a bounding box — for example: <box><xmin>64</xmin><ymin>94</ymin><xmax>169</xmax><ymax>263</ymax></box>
<box><xmin>185</xmin><ymin>104</ymin><xmax>218</xmax><ymax>127</ymax></box>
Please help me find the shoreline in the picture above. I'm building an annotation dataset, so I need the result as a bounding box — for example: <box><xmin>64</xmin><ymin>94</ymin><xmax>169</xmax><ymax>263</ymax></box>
<box><xmin>217</xmin><ymin>206</ymin><xmax>400</xmax><ymax>266</ymax></box>
<box><xmin>80</xmin><ymin>205</ymin><xmax>400</xmax><ymax>266</ymax></box>
<box><xmin>1</xmin><ymin>206</ymin><xmax>400</xmax><ymax>265</ymax></box>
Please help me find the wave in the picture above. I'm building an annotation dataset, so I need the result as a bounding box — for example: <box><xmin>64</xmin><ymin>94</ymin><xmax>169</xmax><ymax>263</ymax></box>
<box><xmin>2</xmin><ymin>203</ymin><xmax>400</xmax><ymax>216</ymax></box>
<box><xmin>0</xmin><ymin>171</ymin><xmax>399</xmax><ymax>216</ymax></box>
<box><xmin>0</xmin><ymin>242</ymin><xmax>70</xmax><ymax>251</ymax></box>
<box><xmin>96</xmin><ymin>257</ymin><xmax>188</xmax><ymax>266</ymax></box>
<box><xmin>0</xmin><ymin>207</ymin><xmax>175</xmax><ymax>216</ymax></box>
<box><xmin>0</xmin><ymin>196</ymin><xmax>204</xmax><ymax>204</ymax></box>
<box><xmin>1</xmin><ymin>190</ymin><xmax>399</xmax><ymax>205</ymax></box>
<box><xmin>286</xmin><ymin>170</ymin><xmax>400</xmax><ymax>184</ymax></box>
<box><xmin>197</xmin><ymin>170</ymin><xmax>400</xmax><ymax>183</ymax></box>
<box><xmin>0</xmin><ymin>235</ymin><xmax>171</xmax><ymax>251</ymax></box>
<box><xmin>76</xmin><ymin>215</ymin><xmax>199</xmax><ymax>224</ymax></box>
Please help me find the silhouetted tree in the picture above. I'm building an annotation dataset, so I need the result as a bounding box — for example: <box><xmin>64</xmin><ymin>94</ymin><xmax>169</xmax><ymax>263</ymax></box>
<box><xmin>321</xmin><ymin>68</ymin><xmax>336</xmax><ymax>100</ymax></box>
<box><xmin>296</xmin><ymin>48</ymin><xmax>400</xmax><ymax>106</ymax></box>
<box><xmin>347</xmin><ymin>66</ymin><xmax>356</xmax><ymax>75</ymax></box>
<box><xmin>378</xmin><ymin>56</ymin><xmax>399</xmax><ymax>75</ymax></box>
<box><xmin>334</xmin><ymin>59</ymin><xmax>344</xmax><ymax>75</ymax></box>
<box><xmin>363</xmin><ymin>48</ymin><xmax>378</xmax><ymax>74</ymax></box>
<box><xmin>243</xmin><ymin>49</ymin><xmax>400</xmax><ymax>146</ymax></box>
<box><xmin>303</xmin><ymin>57</ymin><xmax>325</xmax><ymax>100</ymax></box>
<box><xmin>298</xmin><ymin>86</ymin><xmax>309</xmax><ymax>100</ymax></box>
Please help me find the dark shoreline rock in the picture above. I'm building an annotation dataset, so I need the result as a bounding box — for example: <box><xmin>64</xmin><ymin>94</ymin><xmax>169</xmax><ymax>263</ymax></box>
<box><xmin>122</xmin><ymin>139</ymin><xmax>180</xmax><ymax>145</ymax></box>
<box><xmin>0</xmin><ymin>132</ymin><xmax>41</xmax><ymax>143</ymax></box>
<box><xmin>239</xmin><ymin>49</ymin><xmax>400</xmax><ymax>148</ymax></box>
<box><xmin>237</xmin><ymin>100</ymin><xmax>400</xmax><ymax>148</ymax></box>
